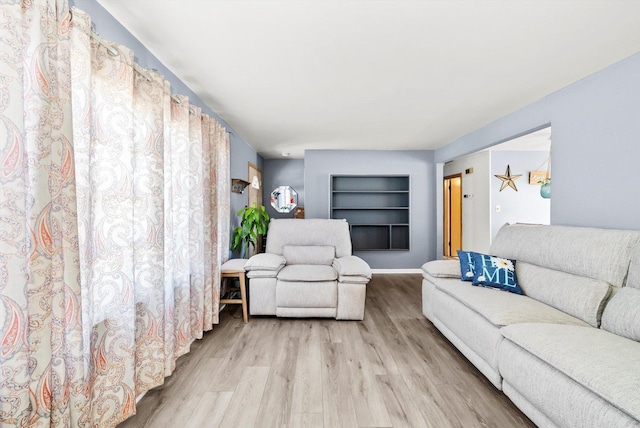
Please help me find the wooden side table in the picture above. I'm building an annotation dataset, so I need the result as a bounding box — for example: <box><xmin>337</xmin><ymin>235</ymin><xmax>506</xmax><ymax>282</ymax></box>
<box><xmin>220</xmin><ymin>259</ymin><xmax>248</xmax><ymax>323</ymax></box>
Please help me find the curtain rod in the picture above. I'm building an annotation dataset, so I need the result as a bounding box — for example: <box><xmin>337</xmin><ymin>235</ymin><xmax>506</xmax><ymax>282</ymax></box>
<box><xmin>87</xmin><ymin>26</ymin><xmax>181</xmax><ymax>105</ymax></box>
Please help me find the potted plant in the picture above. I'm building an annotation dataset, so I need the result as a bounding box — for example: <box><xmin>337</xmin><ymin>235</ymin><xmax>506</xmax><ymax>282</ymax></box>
<box><xmin>231</xmin><ymin>203</ymin><xmax>270</xmax><ymax>258</ymax></box>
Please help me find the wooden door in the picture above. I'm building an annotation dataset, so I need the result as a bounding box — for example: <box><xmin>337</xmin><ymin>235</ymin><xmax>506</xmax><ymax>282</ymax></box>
<box><xmin>443</xmin><ymin>174</ymin><xmax>462</xmax><ymax>258</ymax></box>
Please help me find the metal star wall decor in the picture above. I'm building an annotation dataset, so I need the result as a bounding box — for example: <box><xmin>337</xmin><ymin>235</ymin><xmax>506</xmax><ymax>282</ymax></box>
<box><xmin>494</xmin><ymin>165</ymin><xmax>522</xmax><ymax>192</ymax></box>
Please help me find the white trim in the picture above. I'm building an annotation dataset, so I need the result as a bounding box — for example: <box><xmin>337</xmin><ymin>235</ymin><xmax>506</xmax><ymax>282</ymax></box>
<box><xmin>371</xmin><ymin>268</ymin><xmax>422</xmax><ymax>274</ymax></box>
<box><xmin>136</xmin><ymin>391</ymin><xmax>146</xmax><ymax>404</ymax></box>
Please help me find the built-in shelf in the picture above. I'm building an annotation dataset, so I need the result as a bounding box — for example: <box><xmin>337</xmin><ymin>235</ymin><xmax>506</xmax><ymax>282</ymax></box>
<box><xmin>331</xmin><ymin>175</ymin><xmax>410</xmax><ymax>251</ymax></box>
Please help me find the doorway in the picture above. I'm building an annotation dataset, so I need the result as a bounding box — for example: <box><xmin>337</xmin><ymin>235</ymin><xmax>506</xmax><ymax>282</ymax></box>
<box><xmin>443</xmin><ymin>174</ymin><xmax>462</xmax><ymax>258</ymax></box>
<box><xmin>247</xmin><ymin>162</ymin><xmax>263</xmax><ymax>255</ymax></box>
<box><xmin>247</xmin><ymin>162</ymin><xmax>262</xmax><ymax>209</ymax></box>
<box><xmin>438</xmin><ymin>125</ymin><xmax>551</xmax><ymax>257</ymax></box>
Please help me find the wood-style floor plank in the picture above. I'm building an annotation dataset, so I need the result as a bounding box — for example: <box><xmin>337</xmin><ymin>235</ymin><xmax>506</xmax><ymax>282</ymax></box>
<box><xmin>118</xmin><ymin>274</ymin><xmax>535</xmax><ymax>428</ymax></box>
<box><xmin>290</xmin><ymin>323</ymin><xmax>324</xmax><ymax>413</ymax></box>
<box><xmin>177</xmin><ymin>391</ymin><xmax>233</xmax><ymax>428</ymax></box>
<box><xmin>255</xmin><ymin>337</ymin><xmax>300</xmax><ymax>427</ymax></box>
<box><xmin>377</xmin><ymin>374</ymin><xmax>429</xmax><ymax>427</ymax></box>
<box><xmin>218</xmin><ymin>366</ymin><xmax>270</xmax><ymax>428</ymax></box>
<box><xmin>289</xmin><ymin>413</ymin><xmax>324</xmax><ymax>428</ymax></box>
<box><xmin>341</xmin><ymin>322</ymin><xmax>393</xmax><ymax>427</ymax></box>
<box><xmin>321</xmin><ymin>342</ymin><xmax>359</xmax><ymax>428</ymax></box>
<box><xmin>402</xmin><ymin>371</ymin><xmax>464</xmax><ymax>428</ymax></box>
<box><xmin>356</xmin><ymin>316</ymin><xmax>401</xmax><ymax>376</ymax></box>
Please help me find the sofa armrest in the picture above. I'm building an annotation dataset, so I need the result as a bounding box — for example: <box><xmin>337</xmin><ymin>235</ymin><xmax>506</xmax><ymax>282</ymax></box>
<box><xmin>333</xmin><ymin>256</ymin><xmax>372</xmax><ymax>279</ymax></box>
<box><xmin>421</xmin><ymin>260</ymin><xmax>461</xmax><ymax>279</ymax></box>
<box><xmin>244</xmin><ymin>253</ymin><xmax>286</xmax><ymax>272</ymax></box>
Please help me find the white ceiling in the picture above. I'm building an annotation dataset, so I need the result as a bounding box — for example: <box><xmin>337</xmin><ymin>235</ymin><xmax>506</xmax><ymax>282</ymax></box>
<box><xmin>97</xmin><ymin>1</ymin><xmax>640</xmax><ymax>159</ymax></box>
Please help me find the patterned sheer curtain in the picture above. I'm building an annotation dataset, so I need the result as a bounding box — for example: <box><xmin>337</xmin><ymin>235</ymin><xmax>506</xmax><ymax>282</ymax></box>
<box><xmin>1</xmin><ymin>2</ymin><xmax>231</xmax><ymax>426</ymax></box>
<box><xmin>0</xmin><ymin>1</ymin><xmax>87</xmax><ymax>426</ymax></box>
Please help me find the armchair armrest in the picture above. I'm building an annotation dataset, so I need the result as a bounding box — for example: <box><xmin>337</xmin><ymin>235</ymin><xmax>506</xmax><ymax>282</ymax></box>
<box><xmin>244</xmin><ymin>253</ymin><xmax>286</xmax><ymax>272</ymax></box>
<box><xmin>333</xmin><ymin>256</ymin><xmax>372</xmax><ymax>280</ymax></box>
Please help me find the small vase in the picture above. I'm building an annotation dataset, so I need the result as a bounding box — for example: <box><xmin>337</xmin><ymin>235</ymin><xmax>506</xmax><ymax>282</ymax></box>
<box><xmin>540</xmin><ymin>183</ymin><xmax>551</xmax><ymax>199</ymax></box>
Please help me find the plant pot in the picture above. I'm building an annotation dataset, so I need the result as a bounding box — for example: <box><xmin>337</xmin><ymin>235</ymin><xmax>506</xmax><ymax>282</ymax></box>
<box><xmin>540</xmin><ymin>183</ymin><xmax>551</xmax><ymax>199</ymax></box>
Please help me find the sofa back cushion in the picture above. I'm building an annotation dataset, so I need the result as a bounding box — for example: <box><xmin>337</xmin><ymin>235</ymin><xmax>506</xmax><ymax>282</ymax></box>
<box><xmin>601</xmin><ymin>288</ymin><xmax>640</xmax><ymax>342</ymax></box>
<box><xmin>266</xmin><ymin>219</ymin><xmax>352</xmax><ymax>258</ymax></box>
<box><xmin>627</xmin><ymin>243</ymin><xmax>640</xmax><ymax>288</ymax></box>
<box><xmin>601</xmin><ymin>244</ymin><xmax>640</xmax><ymax>341</ymax></box>
<box><xmin>516</xmin><ymin>262</ymin><xmax>611</xmax><ymax>327</ymax></box>
<box><xmin>283</xmin><ymin>245</ymin><xmax>335</xmax><ymax>265</ymax></box>
<box><xmin>490</xmin><ymin>224</ymin><xmax>640</xmax><ymax>328</ymax></box>
<box><xmin>490</xmin><ymin>224</ymin><xmax>640</xmax><ymax>288</ymax></box>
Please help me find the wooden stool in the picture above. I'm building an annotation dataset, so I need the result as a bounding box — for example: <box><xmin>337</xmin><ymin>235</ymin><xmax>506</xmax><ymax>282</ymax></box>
<box><xmin>220</xmin><ymin>259</ymin><xmax>248</xmax><ymax>323</ymax></box>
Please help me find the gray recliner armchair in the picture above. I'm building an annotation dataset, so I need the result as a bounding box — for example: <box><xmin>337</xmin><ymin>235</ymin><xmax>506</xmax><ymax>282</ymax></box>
<box><xmin>244</xmin><ymin>219</ymin><xmax>371</xmax><ymax>320</ymax></box>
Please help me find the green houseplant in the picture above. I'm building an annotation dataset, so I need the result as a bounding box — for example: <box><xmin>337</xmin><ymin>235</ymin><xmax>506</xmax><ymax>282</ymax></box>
<box><xmin>231</xmin><ymin>203</ymin><xmax>270</xmax><ymax>258</ymax></box>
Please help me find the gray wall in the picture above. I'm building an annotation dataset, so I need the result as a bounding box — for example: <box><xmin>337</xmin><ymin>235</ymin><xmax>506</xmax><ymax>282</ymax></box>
<box><xmin>305</xmin><ymin>150</ymin><xmax>436</xmax><ymax>269</ymax></box>
<box><xmin>69</xmin><ymin>0</ymin><xmax>263</xmax><ymax>258</ymax></box>
<box><xmin>262</xmin><ymin>159</ymin><xmax>305</xmax><ymax>219</ymax></box>
<box><xmin>229</xmin><ymin>140</ymin><xmax>263</xmax><ymax>258</ymax></box>
<box><xmin>435</xmin><ymin>51</ymin><xmax>640</xmax><ymax>232</ymax></box>
<box><xmin>490</xmin><ymin>151</ymin><xmax>550</xmax><ymax>240</ymax></box>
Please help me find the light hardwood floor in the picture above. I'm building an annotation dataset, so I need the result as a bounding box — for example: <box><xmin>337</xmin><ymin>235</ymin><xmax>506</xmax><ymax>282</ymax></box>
<box><xmin>119</xmin><ymin>274</ymin><xmax>535</xmax><ymax>428</ymax></box>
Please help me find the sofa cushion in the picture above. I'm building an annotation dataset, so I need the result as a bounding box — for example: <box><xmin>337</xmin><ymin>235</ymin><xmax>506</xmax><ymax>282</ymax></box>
<box><xmin>220</xmin><ymin>258</ymin><xmax>247</xmax><ymax>273</ymax></box>
<box><xmin>516</xmin><ymin>262</ymin><xmax>611</xmax><ymax>328</ymax></box>
<box><xmin>283</xmin><ymin>245</ymin><xmax>335</xmax><ymax>265</ymax></box>
<box><xmin>627</xmin><ymin>243</ymin><xmax>640</xmax><ymax>289</ymax></box>
<box><xmin>501</xmin><ymin>323</ymin><xmax>640</xmax><ymax>421</ymax></box>
<box><xmin>601</xmin><ymin>243</ymin><xmax>640</xmax><ymax>341</ymax></box>
<box><xmin>500</xmin><ymin>340</ymin><xmax>639</xmax><ymax>428</ymax></box>
<box><xmin>434</xmin><ymin>278</ymin><xmax>589</xmax><ymax>327</ymax></box>
<box><xmin>456</xmin><ymin>250</ymin><xmax>476</xmax><ymax>281</ymax></box>
<box><xmin>601</xmin><ymin>287</ymin><xmax>640</xmax><ymax>342</ymax></box>
<box><xmin>421</xmin><ymin>260</ymin><xmax>461</xmax><ymax>279</ymax></box>
<box><xmin>471</xmin><ymin>252</ymin><xmax>522</xmax><ymax>294</ymax></box>
<box><xmin>490</xmin><ymin>223</ymin><xmax>640</xmax><ymax>287</ymax></box>
<box><xmin>277</xmin><ymin>265</ymin><xmax>337</xmax><ymax>282</ymax></box>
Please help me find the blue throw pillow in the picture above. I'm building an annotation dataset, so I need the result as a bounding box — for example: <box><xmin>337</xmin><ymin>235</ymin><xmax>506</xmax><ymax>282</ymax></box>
<box><xmin>456</xmin><ymin>250</ymin><xmax>476</xmax><ymax>282</ymax></box>
<box><xmin>471</xmin><ymin>252</ymin><xmax>523</xmax><ymax>295</ymax></box>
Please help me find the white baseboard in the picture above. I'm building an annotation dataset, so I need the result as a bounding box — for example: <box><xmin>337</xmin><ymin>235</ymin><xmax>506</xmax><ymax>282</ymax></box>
<box><xmin>371</xmin><ymin>268</ymin><xmax>422</xmax><ymax>274</ymax></box>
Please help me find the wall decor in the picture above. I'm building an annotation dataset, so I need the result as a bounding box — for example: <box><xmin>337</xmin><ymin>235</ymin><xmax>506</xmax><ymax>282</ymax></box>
<box><xmin>231</xmin><ymin>178</ymin><xmax>250</xmax><ymax>193</ymax></box>
<box><xmin>494</xmin><ymin>165</ymin><xmax>522</xmax><ymax>192</ymax></box>
<box><xmin>271</xmin><ymin>185</ymin><xmax>298</xmax><ymax>213</ymax></box>
<box><xmin>529</xmin><ymin>170</ymin><xmax>548</xmax><ymax>185</ymax></box>
<box><xmin>529</xmin><ymin>149</ymin><xmax>551</xmax><ymax>198</ymax></box>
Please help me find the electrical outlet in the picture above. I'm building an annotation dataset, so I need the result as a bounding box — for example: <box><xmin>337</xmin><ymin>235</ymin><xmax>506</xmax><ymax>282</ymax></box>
<box><xmin>495</xmin><ymin>205</ymin><xmax>501</xmax><ymax>212</ymax></box>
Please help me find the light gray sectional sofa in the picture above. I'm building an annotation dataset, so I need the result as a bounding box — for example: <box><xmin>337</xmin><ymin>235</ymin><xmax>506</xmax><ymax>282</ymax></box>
<box><xmin>245</xmin><ymin>219</ymin><xmax>371</xmax><ymax>320</ymax></box>
<box><xmin>422</xmin><ymin>223</ymin><xmax>640</xmax><ymax>428</ymax></box>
